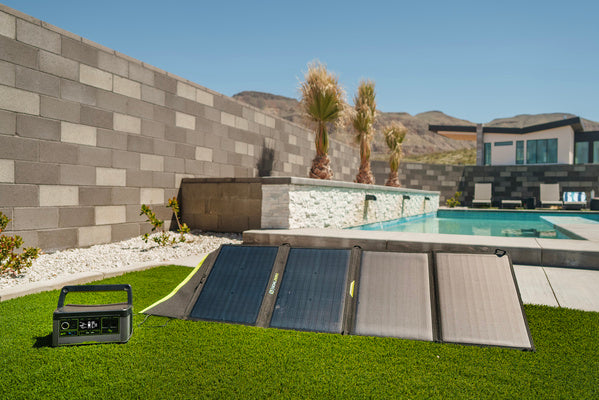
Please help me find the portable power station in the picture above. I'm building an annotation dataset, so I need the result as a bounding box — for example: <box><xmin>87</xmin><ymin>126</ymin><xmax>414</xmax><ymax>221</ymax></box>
<box><xmin>52</xmin><ymin>284</ymin><xmax>133</xmax><ymax>347</ymax></box>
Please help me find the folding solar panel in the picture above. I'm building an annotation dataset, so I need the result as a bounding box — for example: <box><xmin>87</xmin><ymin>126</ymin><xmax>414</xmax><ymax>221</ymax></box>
<box><xmin>189</xmin><ymin>245</ymin><xmax>278</xmax><ymax>324</ymax></box>
<box><xmin>354</xmin><ymin>252</ymin><xmax>435</xmax><ymax>341</ymax></box>
<box><xmin>435</xmin><ymin>253</ymin><xmax>533</xmax><ymax>350</ymax></box>
<box><xmin>270</xmin><ymin>248</ymin><xmax>350</xmax><ymax>333</ymax></box>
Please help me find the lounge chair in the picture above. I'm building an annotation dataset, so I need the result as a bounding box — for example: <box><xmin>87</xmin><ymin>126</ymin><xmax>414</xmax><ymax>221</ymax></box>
<box><xmin>540</xmin><ymin>183</ymin><xmax>563</xmax><ymax>208</ymax></box>
<box><xmin>472</xmin><ymin>183</ymin><xmax>492</xmax><ymax>207</ymax></box>
<box><xmin>563</xmin><ymin>192</ymin><xmax>586</xmax><ymax>210</ymax></box>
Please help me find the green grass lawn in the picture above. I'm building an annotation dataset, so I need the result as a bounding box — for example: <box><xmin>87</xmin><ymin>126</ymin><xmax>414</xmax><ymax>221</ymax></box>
<box><xmin>1</xmin><ymin>266</ymin><xmax>598</xmax><ymax>399</ymax></box>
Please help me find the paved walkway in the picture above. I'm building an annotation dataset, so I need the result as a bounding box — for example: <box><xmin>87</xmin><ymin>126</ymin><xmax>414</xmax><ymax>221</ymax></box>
<box><xmin>514</xmin><ymin>265</ymin><xmax>599</xmax><ymax>312</ymax></box>
<box><xmin>1</xmin><ymin>254</ymin><xmax>598</xmax><ymax>313</ymax></box>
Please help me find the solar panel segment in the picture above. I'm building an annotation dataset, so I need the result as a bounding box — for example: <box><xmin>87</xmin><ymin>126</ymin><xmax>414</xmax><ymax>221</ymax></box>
<box><xmin>189</xmin><ymin>245</ymin><xmax>278</xmax><ymax>324</ymax></box>
<box><xmin>354</xmin><ymin>251</ymin><xmax>435</xmax><ymax>341</ymax></box>
<box><xmin>269</xmin><ymin>248</ymin><xmax>350</xmax><ymax>333</ymax></box>
<box><xmin>435</xmin><ymin>253</ymin><xmax>533</xmax><ymax>350</ymax></box>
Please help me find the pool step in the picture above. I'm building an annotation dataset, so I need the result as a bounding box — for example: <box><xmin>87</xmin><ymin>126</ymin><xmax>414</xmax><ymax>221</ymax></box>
<box><xmin>541</xmin><ymin>216</ymin><xmax>599</xmax><ymax>241</ymax></box>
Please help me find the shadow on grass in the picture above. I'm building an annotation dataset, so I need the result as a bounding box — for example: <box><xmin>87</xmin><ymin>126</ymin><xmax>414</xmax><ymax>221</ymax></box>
<box><xmin>34</xmin><ymin>333</ymin><xmax>52</xmax><ymax>348</ymax></box>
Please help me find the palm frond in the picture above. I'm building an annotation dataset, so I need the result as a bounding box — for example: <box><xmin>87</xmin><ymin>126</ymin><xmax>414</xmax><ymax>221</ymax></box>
<box><xmin>299</xmin><ymin>61</ymin><xmax>347</xmax><ymax>127</ymax></box>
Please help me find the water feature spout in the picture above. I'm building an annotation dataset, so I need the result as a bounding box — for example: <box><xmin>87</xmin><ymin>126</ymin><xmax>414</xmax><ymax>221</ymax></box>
<box><xmin>363</xmin><ymin>194</ymin><xmax>377</xmax><ymax>221</ymax></box>
<box><xmin>401</xmin><ymin>195</ymin><xmax>411</xmax><ymax>217</ymax></box>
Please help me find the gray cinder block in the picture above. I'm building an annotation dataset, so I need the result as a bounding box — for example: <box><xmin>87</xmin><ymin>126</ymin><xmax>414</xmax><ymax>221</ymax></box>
<box><xmin>40</xmin><ymin>95</ymin><xmax>80</xmax><ymax>123</ymax></box>
<box><xmin>13</xmin><ymin>207</ymin><xmax>58</xmax><ymax>230</ymax></box>
<box><xmin>61</xmin><ymin>36</ymin><xmax>98</xmax><ymax>66</ymax></box>
<box><xmin>15</xmin><ymin>161</ymin><xmax>59</xmax><ymax>184</ymax></box>
<box><xmin>60</xmin><ymin>164</ymin><xmax>95</xmax><ymax>185</ymax></box>
<box><xmin>61</xmin><ymin>79</ymin><xmax>97</xmax><ymax>106</ymax></box>
<box><xmin>58</xmin><ymin>207</ymin><xmax>94</xmax><ymax>228</ymax></box>
<box><xmin>39</xmin><ymin>50</ymin><xmax>79</xmax><ymax>80</ymax></box>
<box><xmin>80</xmin><ymin>105</ymin><xmax>113</xmax><ymax>129</ymax></box>
<box><xmin>16</xmin><ymin>114</ymin><xmax>60</xmax><ymax>141</ymax></box>
<box><xmin>16</xmin><ymin>19</ymin><xmax>60</xmax><ymax>54</ymax></box>
<box><xmin>0</xmin><ymin>35</ymin><xmax>38</xmax><ymax>69</ymax></box>
<box><xmin>38</xmin><ymin>227</ymin><xmax>78</xmax><ymax>251</ymax></box>
<box><xmin>15</xmin><ymin>66</ymin><xmax>60</xmax><ymax>97</ymax></box>
<box><xmin>0</xmin><ymin>183</ymin><xmax>39</xmax><ymax>207</ymax></box>
<box><xmin>0</xmin><ymin>135</ymin><xmax>39</xmax><ymax>161</ymax></box>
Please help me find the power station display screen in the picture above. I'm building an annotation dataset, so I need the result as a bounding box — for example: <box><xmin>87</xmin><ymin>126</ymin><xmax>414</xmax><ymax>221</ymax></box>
<box><xmin>58</xmin><ymin>317</ymin><xmax>119</xmax><ymax>336</ymax></box>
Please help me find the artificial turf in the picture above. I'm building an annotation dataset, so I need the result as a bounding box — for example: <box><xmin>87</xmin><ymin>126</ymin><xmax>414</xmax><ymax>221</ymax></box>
<box><xmin>0</xmin><ymin>265</ymin><xmax>597</xmax><ymax>399</ymax></box>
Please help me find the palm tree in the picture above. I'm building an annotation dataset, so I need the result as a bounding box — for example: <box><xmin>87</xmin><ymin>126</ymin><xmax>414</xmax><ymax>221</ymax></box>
<box><xmin>383</xmin><ymin>122</ymin><xmax>407</xmax><ymax>187</ymax></box>
<box><xmin>299</xmin><ymin>61</ymin><xmax>347</xmax><ymax>179</ymax></box>
<box><xmin>352</xmin><ymin>80</ymin><xmax>377</xmax><ymax>184</ymax></box>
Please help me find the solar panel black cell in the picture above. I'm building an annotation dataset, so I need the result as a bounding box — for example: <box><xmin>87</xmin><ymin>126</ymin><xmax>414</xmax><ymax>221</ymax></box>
<box><xmin>270</xmin><ymin>248</ymin><xmax>350</xmax><ymax>333</ymax></box>
<box><xmin>189</xmin><ymin>245</ymin><xmax>278</xmax><ymax>324</ymax></box>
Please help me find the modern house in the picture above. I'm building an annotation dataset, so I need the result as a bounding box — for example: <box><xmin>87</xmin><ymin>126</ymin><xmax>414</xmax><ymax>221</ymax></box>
<box><xmin>429</xmin><ymin>117</ymin><xmax>599</xmax><ymax>166</ymax></box>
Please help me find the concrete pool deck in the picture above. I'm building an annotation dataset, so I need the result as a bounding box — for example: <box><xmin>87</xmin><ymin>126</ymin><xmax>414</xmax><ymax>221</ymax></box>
<box><xmin>2</xmin><ymin>251</ymin><xmax>599</xmax><ymax>313</ymax></box>
<box><xmin>243</xmin><ymin>227</ymin><xmax>599</xmax><ymax>269</ymax></box>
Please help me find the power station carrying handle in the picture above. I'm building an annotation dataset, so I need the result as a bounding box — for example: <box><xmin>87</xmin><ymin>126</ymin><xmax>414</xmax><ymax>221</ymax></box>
<box><xmin>57</xmin><ymin>284</ymin><xmax>133</xmax><ymax>308</ymax></box>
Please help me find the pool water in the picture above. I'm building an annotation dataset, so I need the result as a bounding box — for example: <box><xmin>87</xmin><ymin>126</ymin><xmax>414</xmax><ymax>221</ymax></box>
<box><xmin>352</xmin><ymin>210</ymin><xmax>599</xmax><ymax>240</ymax></box>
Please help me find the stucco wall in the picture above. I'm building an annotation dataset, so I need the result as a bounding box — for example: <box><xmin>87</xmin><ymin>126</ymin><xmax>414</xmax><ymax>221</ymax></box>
<box><xmin>484</xmin><ymin>125</ymin><xmax>575</xmax><ymax>165</ymax></box>
<box><xmin>0</xmin><ymin>5</ymin><xmax>359</xmax><ymax>251</ymax></box>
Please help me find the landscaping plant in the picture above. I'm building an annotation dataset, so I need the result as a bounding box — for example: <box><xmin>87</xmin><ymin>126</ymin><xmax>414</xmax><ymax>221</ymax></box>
<box><xmin>446</xmin><ymin>191</ymin><xmax>462</xmax><ymax>207</ymax></box>
<box><xmin>0</xmin><ymin>211</ymin><xmax>40</xmax><ymax>277</ymax></box>
<box><xmin>352</xmin><ymin>80</ymin><xmax>377</xmax><ymax>184</ymax></box>
<box><xmin>299</xmin><ymin>60</ymin><xmax>347</xmax><ymax>180</ymax></box>
<box><xmin>383</xmin><ymin>121</ymin><xmax>407</xmax><ymax>187</ymax></box>
<box><xmin>140</xmin><ymin>197</ymin><xmax>190</xmax><ymax>246</ymax></box>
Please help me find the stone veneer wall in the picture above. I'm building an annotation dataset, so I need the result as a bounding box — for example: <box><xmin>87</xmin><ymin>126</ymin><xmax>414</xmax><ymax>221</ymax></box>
<box><xmin>260</xmin><ymin>177</ymin><xmax>439</xmax><ymax>229</ymax></box>
<box><xmin>373</xmin><ymin>161</ymin><xmax>599</xmax><ymax>206</ymax></box>
<box><xmin>0</xmin><ymin>5</ymin><xmax>359</xmax><ymax>251</ymax></box>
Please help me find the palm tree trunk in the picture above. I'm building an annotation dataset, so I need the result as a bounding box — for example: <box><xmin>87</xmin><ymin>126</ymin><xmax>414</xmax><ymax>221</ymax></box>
<box><xmin>310</xmin><ymin>123</ymin><xmax>333</xmax><ymax>179</ymax></box>
<box><xmin>355</xmin><ymin>136</ymin><xmax>374</xmax><ymax>184</ymax></box>
<box><xmin>310</xmin><ymin>154</ymin><xmax>333</xmax><ymax>179</ymax></box>
<box><xmin>385</xmin><ymin>170</ymin><xmax>400</xmax><ymax>187</ymax></box>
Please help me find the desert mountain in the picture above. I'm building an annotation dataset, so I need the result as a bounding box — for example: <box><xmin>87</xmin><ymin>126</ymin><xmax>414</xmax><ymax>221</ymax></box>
<box><xmin>232</xmin><ymin>91</ymin><xmax>598</xmax><ymax>156</ymax></box>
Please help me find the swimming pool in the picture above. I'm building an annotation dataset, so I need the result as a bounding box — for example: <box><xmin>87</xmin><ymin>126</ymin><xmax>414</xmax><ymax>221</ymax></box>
<box><xmin>351</xmin><ymin>210</ymin><xmax>599</xmax><ymax>240</ymax></box>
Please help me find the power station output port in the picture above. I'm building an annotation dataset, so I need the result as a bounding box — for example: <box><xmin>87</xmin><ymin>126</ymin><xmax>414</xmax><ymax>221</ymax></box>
<box><xmin>60</xmin><ymin>321</ymin><xmax>70</xmax><ymax>330</ymax></box>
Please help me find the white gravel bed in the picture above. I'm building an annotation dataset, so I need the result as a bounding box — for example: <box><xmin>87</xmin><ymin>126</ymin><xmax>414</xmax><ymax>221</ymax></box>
<box><xmin>0</xmin><ymin>231</ymin><xmax>241</xmax><ymax>290</ymax></box>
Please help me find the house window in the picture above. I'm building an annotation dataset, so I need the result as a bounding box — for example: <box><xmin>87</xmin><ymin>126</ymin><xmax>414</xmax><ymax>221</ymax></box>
<box><xmin>484</xmin><ymin>143</ymin><xmax>491</xmax><ymax>165</ymax></box>
<box><xmin>526</xmin><ymin>138</ymin><xmax>557</xmax><ymax>164</ymax></box>
<box><xmin>526</xmin><ymin>140</ymin><xmax>536</xmax><ymax>164</ymax></box>
<box><xmin>594</xmin><ymin>142</ymin><xmax>599</xmax><ymax>164</ymax></box>
<box><xmin>516</xmin><ymin>141</ymin><xmax>524</xmax><ymax>164</ymax></box>
<box><xmin>575</xmin><ymin>142</ymin><xmax>589</xmax><ymax>164</ymax></box>
<box><xmin>494</xmin><ymin>141</ymin><xmax>513</xmax><ymax>146</ymax></box>
<box><xmin>547</xmin><ymin>139</ymin><xmax>557</xmax><ymax>163</ymax></box>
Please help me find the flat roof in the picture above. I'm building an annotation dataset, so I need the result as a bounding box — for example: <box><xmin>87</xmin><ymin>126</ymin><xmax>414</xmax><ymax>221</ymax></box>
<box><xmin>430</xmin><ymin>116</ymin><xmax>585</xmax><ymax>135</ymax></box>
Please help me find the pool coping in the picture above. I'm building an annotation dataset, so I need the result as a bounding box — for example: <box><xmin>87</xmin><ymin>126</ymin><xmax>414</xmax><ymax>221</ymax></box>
<box><xmin>242</xmin><ymin>228</ymin><xmax>599</xmax><ymax>270</ymax></box>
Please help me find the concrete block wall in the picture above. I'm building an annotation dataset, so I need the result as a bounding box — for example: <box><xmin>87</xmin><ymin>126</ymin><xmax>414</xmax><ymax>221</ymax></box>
<box><xmin>0</xmin><ymin>5</ymin><xmax>359</xmax><ymax>251</ymax></box>
<box><xmin>373</xmin><ymin>161</ymin><xmax>599</xmax><ymax>207</ymax></box>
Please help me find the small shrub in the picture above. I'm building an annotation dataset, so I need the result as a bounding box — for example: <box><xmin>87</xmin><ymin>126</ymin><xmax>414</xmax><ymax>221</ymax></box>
<box><xmin>140</xmin><ymin>197</ymin><xmax>190</xmax><ymax>246</ymax></box>
<box><xmin>445</xmin><ymin>192</ymin><xmax>462</xmax><ymax>208</ymax></box>
<box><xmin>0</xmin><ymin>211</ymin><xmax>40</xmax><ymax>276</ymax></box>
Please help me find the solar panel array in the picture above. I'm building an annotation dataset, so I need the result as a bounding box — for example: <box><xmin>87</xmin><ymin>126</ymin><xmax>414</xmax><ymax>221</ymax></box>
<box><xmin>145</xmin><ymin>245</ymin><xmax>533</xmax><ymax>350</ymax></box>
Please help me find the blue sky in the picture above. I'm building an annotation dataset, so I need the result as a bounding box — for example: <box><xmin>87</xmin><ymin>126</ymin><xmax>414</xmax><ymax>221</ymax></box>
<box><xmin>4</xmin><ymin>0</ymin><xmax>599</xmax><ymax>123</ymax></box>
